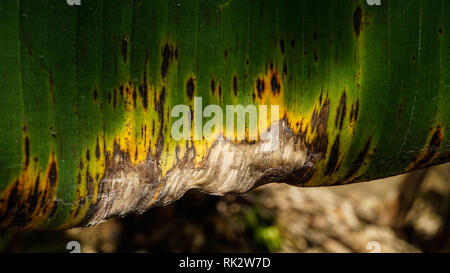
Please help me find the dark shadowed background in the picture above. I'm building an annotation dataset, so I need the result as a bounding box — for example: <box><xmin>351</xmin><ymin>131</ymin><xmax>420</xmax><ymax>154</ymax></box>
<box><xmin>0</xmin><ymin>163</ymin><xmax>449</xmax><ymax>253</ymax></box>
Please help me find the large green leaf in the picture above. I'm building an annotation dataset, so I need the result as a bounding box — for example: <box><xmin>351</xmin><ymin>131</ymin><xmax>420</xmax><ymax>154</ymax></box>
<box><xmin>0</xmin><ymin>0</ymin><xmax>449</xmax><ymax>229</ymax></box>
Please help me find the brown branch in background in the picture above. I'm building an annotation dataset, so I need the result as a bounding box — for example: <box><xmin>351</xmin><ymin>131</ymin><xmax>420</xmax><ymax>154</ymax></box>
<box><xmin>432</xmin><ymin>165</ymin><xmax>450</xmax><ymax>252</ymax></box>
<box><xmin>389</xmin><ymin>169</ymin><xmax>428</xmax><ymax>229</ymax></box>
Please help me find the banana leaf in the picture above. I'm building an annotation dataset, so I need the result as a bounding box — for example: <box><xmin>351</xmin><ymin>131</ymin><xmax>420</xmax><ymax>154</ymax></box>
<box><xmin>0</xmin><ymin>0</ymin><xmax>449</xmax><ymax>229</ymax></box>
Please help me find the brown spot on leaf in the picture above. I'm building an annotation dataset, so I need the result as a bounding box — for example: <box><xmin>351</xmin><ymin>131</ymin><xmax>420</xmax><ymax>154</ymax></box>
<box><xmin>186</xmin><ymin>77</ymin><xmax>195</xmax><ymax>100</ymax></box>
<box><xmin>325</xmin><ymin>134</ymin><xmax>340</xmax><ymax>175</ymax></box>
<box><xmin>96</xmin><ymin>137</ymin><xmax>101</xmax><ymax>159</ymax></box>
<box><xmin>313</xmin><ymin>49</ymin><xmax>319</xmax><ymax>63</ymax></box>
<box><xmin>411</xmin><ymin>127</ymin><xmax>442</xmax><ymax>169</ymax></box>
<box><xmin>308</xmin><ymin>97</ymin><xmax>330</xmax><ymax>160</ymax></box>
<box><xmin>210</xmin><ymin>79</ymin><xmax>216</xmax><ymax>95</ymax></box>
<box><xmin>349</xmin><ymin>99</ymin><xmax>360</xmax><ymax>124</ymax></box>
<box><xmin>86</xmin><ymin>169</ymin><xmax>95</xmax><ymax>202</ymax></box>
<box><xmin>139</xmin><ymin>85</ymin><xmax>148</xmax><ymax>109</ymax></box>
<box><xmin>344</xmin><ymin>139</ymin><xmax>371</xmax><ymax>180</ymax></box>
<box><xmin>233</xmin><ymin>76</ymin><xmax>238</xmax><ymax>96</ymax></box>
<box><xmin>313</xmin><ymin>31</ymin><xmax>319</xmax><ymax>42</ymax></box>
<box><xmin>139</xmin><ymin>51</ymin><xmax>149</xmax><ymax>110</ymax></box>
<box><xmin>24</xmin><ymin>137</ymin><xmax>30</xmax><ymax>169</ymax></box>
<box><xmin>335</xmin><ymin>92</ymin><xmax>347</xmax><ymax>130</ymax></box>
<box><xmin>132</xmin><ymin>88</ymin><xmax>137</xmax><ymax>108</ymax></box>
<box><xmin>397</xmin><ymin>103</ymin><xmax>406</xmax><ymax>119</ymax></box>
<box><xmin>161</xmin><ymin>42</ymin><xmax>175</xmax><ymax>80</ymax></box>
<box><xmin>121</xmin><ymin>35</ymin><xmax>128</xmax><ymax>63</ymax></box>
<box><xmin>119</xmin><ymin>85</ymin><xmax>124</xmax><ymax>97</ymax></box>
<box><xmin>2</xmin><ymin>182</ymin><xmax>19</xmax><ymax>222</ymax></box>
<box><xmin>283</xmin><ymin>62</ymin><xmax>288</xmax><ymax>75</ymax></box>
<box><xmin>270</xmin><ymin>73</ymin><xmax>280</xmax><ymax>95</ymax></box>
<box><xmin>48</xmin><ymin>160</ymin><xmax>58</xmax><ymax>186</ymax></box>
<box><xmin>113</xmin><ymin>89</ymin><xmax>117</xmax><ymax>109</ymax></box>
<box><xmin>353</xmin><ymin>5</ymin><xmax>362</xmax><ymax>38</ymax></box>
<box><xmin>256</xmin><ymin>78</ymin><xmax>265</xmax><ymax>99</ymax></box>
<box><xmin>28</xmin><ymin>175</ymin><xmax>40</xmax><ymax>213</ymax></box>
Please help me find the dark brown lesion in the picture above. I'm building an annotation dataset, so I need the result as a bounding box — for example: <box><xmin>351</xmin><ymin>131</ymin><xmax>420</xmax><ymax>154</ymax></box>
<box><xmin>24</xmin><ymin>137</ymin><xmax>30</xmax><ymax>170</ymax></box>
<box><xmin>161</xmin><ymin>42</ymin><xmax>176</xmax><ymax>80</ymax></box>
<box><xmin>313</xmin><ymin>49</ymin><xmax>319</xmax><ymax>63</ymax></box>
<box><xmin>256</xmin><ymin>78</ymin><xmax>265</xmax><ymax>99</ymax></box>
<box><xmin>132</xmin><ymin>88</ymin><xmax>137</xmax><ymax>108</ymax></box>
<box><xmin>28</xmin><ymin>175</ymin><xmax>40</xmax><ymax>214</ymax></box>
<box><xmin>397</xmin><ymin>103</ymin><xmax>406</xmax><ymax>119</ymax></box>
<box><xmin>307</xmin><ymin>95</ymin><xmax>330</xmax><ymax>161</ymax></box>
<box><xmin>138</xmin><ymin>51</ymin><xmax>149</xmax><ymax>110</ymax></box>
<box><xmin>113</xmin><ymin>88</ymin><xmax>117</xmax><ymax>109</ymax></box>
<box><xmin>344</xmin><ymin>138</ymin><xmax>372</xmax><ymax>181</ymax></box>
<box><xmin>353</xmin><ymin>5</ymin><xmax>362</xmax><ymax>38</ymax></box>
<box><xmin>282</xmin><ymin>61</ymin><xmax>287</xmax><ymax>75</ymax></box>
<box><xmin>48</xmin><ymin>159</ymin><xmax>58</xmax><ymax>187</ymax></box>
<box><xmin>95</xmin><ymin>137</ymin><xmax>101</xmax><ymax>159</ymax></box>
<box><xmin>121</xmin><ymin>35</ymin><xmax>128</xmax><ymax>63</ymax></box>
<box><xmin>0</xmin><ymin>153</ymin><xmax>59</xmax><ymax>228</ymax></box>
<box><xmin>335</xmin><ymin>91</ymin><xmax>347</xmax><ymax>130</ymax></box>
<box><xmin>210</xmin><ymin>79</ymin><xmax>216</xmax><ymax>95</ymax></box>
<box><xmin>78</xmin><ymin>140</ymin><xmax>162</xmax><ymax>226</ymax></box>
<box><xmin>0</xmin><ymin>181</ymin><xmax>20</xmax><ymax>225</ymax></box>
<box><xmin>325</xmin><ymin>134</ymin><xmax>340</xmax><ymax>176</ymax></box>
<box><xmin>156</xmin><ymin>86</ymin><xmax>166</xmax><ymax>159</ymax></box>
<box><xmin>186</xmin><ymin>77</ymin><xmax>195</xmax><ymax>100</ymax></box>
<box><xmin>85</xmin><ymin>168</ymin><xmax>95</xmax><ymax>199</ymax></box>
<box><xmin>290</xmin><ymin>38</ymin><xmax>296</xmax><ymax>48</ymax></box>
<box><xmin>349</xmin><ymin>99</ymin><xmax>360</xmax><ymax>129</ymax></box>
<box><xmin>233</xmin><ymin>76</ymin><xmax>238</xmax><ymax>96</ymax></box>
<box><xmin>408</xmin><ymin>126</ymin><xmax>443</xmax><ymax>171</ymax></box>
<box><xmin>313</xmin><ymin>31</ymin><xmax>319</xmax><ymax>42</ymax></box>
<box><xmin>270</xmin><ymin>73</ymin><xmax>281</xmax><ymax>96</ymax></box>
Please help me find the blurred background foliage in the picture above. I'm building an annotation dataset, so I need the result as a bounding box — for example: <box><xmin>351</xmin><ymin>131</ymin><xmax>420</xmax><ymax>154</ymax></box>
<box><xmin>0</xmin><ymin>163</ymin><xmax>448</xmax><ymax>253</ymax></box>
